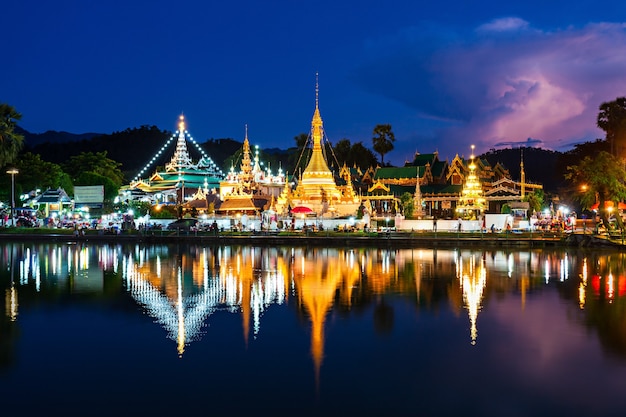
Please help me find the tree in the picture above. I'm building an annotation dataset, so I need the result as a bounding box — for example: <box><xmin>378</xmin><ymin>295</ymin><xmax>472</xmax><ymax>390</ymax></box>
<box><xmin>288</xmin><ymin>133</ymin><xmax>311</xmax><ymax>176</ymax></box>
<box><xmin>15</xmin><ymin>152</ymin><xmax>73</xmax><ymax>193</ymax></box>
<box><xmin>63</xmin><ymin>151</ymin><xmax>125</xmax><ymax>187</ymax></box>
<box><xmin>334</xmin><ymin>139</ymin><xmax>351</xmax><ymax>167</ymax></box>
<box><xmin>349</xmin><ymin>142</ymin><xmax>378</xmax><ymax>170</ymax></box>
<box><xmin>63</xmin><ymin>151</ymin><xmax>125</xmax><ymax>202</ymax></box>
<box><xmin>597</xmin><ymin>97</ymin><xmax>626</xmax><ymax>159</ymax></box>
<box><xmin>565</xmin><ymin>151</ymin><xmax>626</xmax><ymax>228</ymax></box>
<box><xmin>523</xmin><ymin>190</ymin><xmax>544</xmax><ymax>216</ymax></box>
<box><xmin>372</xmin><ymin>124</ymin><xmax>395</xmax><ymax>166</ymax></box>
<box><xmin>294</xmin><ymin>132</ymin><xmax>309</xmax><ymax>149</ymax></box>
<box><xmin>400</xmin><ymin>192</ymin><xmax>415</xmax><ymax>218</ymax></box>
<box><xmin>0</xmin><ymin>103</ymin><xmax>24</xmax><ymax>167</ymax></box>
<box><xmin>75</xmin><ymin>172</ymin><xmax>119</xmax><ymax>201</ymax></box>
<box><xmin>330</xmin><ymin>139</ymin><xmax>378</xmax><ymax>171</ymax></box>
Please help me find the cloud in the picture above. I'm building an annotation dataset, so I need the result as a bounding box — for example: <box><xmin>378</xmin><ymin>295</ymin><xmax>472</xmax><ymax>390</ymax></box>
<box><xmin>476</xmin><ymin>17</ymin><xmax>530</xmax><ymax>33</ymax></box>
<box><xmin>352</xmin><ymin>19</ymin><xmax>626</xmax><ymax>156</ymax></box>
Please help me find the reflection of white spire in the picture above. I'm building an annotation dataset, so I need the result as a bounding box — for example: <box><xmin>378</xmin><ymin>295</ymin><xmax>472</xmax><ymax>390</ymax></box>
<box><xmin>177</xmin><ymin>267</ymin><xmax>186</xmax><ymax>356</ymax></box>
<box><xmin>122</xmin><ymin>247</ymin><xmax>287</xmax><ymax>355</ymax></box>
<box><xmin>124</xmin><ymin>254</ymin><xmax>220</xmax><ymax>356</ymax></box>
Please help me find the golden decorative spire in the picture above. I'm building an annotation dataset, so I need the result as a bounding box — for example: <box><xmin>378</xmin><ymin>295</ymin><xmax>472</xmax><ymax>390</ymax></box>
<box><xmin>240</xmin><ymin>124</ymin><xmax>253</xmax><ymax>182</ymax></box>
<box><xmin>315</xmin><ymin>71</ymin><xmax>319</xmax><ymax>109</ymax></box>
<box><xmin>303</xmin><ymin>73</ymin><xmax>332</xmax><ymax>175</ymax></box>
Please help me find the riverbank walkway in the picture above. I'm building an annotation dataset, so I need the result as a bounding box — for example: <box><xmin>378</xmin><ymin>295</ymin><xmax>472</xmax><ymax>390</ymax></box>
<box><xmin>0</xmin><ymin>228</ymin><xmax>623</xmax><ymax>248</ymax></box>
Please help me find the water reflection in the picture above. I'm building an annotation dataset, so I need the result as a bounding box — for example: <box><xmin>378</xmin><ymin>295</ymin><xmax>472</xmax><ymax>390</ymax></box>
<box><xmin>457</xmin><ymin>253</ymin><xmax>486</xmax><ymax>345</ymax></box>
<box><xmin>3</xmin><ymin>243</ymin><xmax>626</xmax><ymax>370</ymax></box>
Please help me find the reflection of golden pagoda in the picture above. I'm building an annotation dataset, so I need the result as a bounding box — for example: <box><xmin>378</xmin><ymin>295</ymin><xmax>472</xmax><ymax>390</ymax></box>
<box><xmin>276</xmin><ymin>75</ymin><xmax>360</xmax><ymax>216</ymax></box>
<box><xmin>291</xmin><ymin>248</ymin><xmax>361</xmax><ymax>388</ymax></box>
<box><xmin>457</xmin><ymin>253</ymin><xmax>487</xmax><ymax>345</ymax></box>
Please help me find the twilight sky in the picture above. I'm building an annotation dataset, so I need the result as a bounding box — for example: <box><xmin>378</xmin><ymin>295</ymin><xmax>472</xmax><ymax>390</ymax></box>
<box><xmin>3</xmin><ymin>0</ymin><xmax>626</xmax><ymax>165</ymax></box>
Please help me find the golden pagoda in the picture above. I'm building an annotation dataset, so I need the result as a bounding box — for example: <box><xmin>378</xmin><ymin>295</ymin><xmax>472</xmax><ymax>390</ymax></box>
<box><xmin>219</xmin><ymin>125</ymin><xmax>286</xmax><ymax>214</ymax></box>
<box><xmin>277</xmin><ymin>74</ymin><xmax>360</xmax><ymax>217</ymax></box>
<box><xmin>456</xmin><ymin>145</ymin><xmax>486</xmax><ymax>220</ymax></box>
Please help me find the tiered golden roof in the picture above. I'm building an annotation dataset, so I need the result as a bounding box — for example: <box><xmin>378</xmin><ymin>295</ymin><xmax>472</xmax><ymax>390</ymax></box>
<box><xmin>279</xmin><ymin>74</ymin><xmax>359</xmax><ymax>216</ymax></box>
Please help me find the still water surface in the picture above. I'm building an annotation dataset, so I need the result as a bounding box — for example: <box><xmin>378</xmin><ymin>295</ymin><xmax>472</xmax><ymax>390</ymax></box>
<box><xmin>1</xmin><ymin>242</ymin><xmax>626</xmax><ymax>416</ymax></box>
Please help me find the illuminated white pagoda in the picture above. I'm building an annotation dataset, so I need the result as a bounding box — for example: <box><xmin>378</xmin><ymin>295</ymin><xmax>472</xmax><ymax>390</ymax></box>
<box><xmin>127</xmin><ymin>115</ymin><xmax>224</xmax><ymax>204</ymax></box>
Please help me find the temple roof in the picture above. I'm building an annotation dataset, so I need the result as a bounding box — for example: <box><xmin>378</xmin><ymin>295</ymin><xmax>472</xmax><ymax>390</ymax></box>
<box><xmin>374</xmin><ymin>166</ymin><xmax>423</xmax><ymax>180</ymax></box>
<box><xmin>32</xmin><ymin>188</ymin><xmax>72</xmax><ymax>204</ymax></box>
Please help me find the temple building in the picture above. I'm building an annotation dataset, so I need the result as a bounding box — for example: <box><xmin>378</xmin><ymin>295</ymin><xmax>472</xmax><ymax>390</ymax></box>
<box><xmin>124</xmin><ymin>115</ymin><xmax>224</xmax><ymax>205</ymax></box>
<box><xmin>276</xmin><ymin>76</ymin><xmax>360</xmax><ymax>217</ymax></box>
<box><xmin>370</xmin><ymin>149</ymin><xmax>542</xmax><ymax>219</ymax></box>
<box><xmin>217</xmin><ymin>125</ymin><xmax>286</xmax><ymax>214</ymax></box>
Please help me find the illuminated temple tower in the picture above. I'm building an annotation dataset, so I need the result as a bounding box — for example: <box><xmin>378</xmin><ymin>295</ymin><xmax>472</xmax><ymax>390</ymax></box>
<box><xmin>277</xmin><ymin>75</ymin><xmax>360</xmax><ymax>216</ymax></box>
<box><xmin>218</xmin><ymin>125</ymin><xmax>286</xmax><ymax>213</ymax></box>
<box><xmin>128</xmin><ymin>115</ymin><xmax>224</xmax><ymax>204</ymax></box>
<box><xmin>456</xmin><ymin>145</ymin><xmax>486</xmax><ymax>220</ymax></box>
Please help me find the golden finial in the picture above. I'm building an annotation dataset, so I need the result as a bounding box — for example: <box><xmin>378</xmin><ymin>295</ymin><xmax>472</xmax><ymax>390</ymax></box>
<box><xmin>178</xmin><ymin>114</ymin><xmax>185</xmax><ymax>131</ymax></box>
<box><xmin>245</xmin><ymin>123</ymin><xmax>248</xmax><ymax>141</ymax></box>
<box><xmin>315</xmin><ymin>72</ymin><xmax>319</xmax><ymax>109</ymax></box>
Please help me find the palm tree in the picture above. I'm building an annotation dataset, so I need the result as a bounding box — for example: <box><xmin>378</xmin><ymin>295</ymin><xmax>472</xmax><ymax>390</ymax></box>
<box><xmin>597</xmin><ymin>97</ymin><xmax>626</xmax><ymax>158</ymax></box>
<box><xmin>0</xmin><ymin>103</ymin><xmax>24</xmax><ymax>167</ymax></box>
<box><xmin>372</xmin><ymin>124</ymin><xmax>395</xmax><ymax>166</ymax></box>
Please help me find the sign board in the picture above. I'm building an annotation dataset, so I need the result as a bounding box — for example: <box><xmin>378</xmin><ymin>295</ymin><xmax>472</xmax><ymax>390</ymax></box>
<box><xmin>74</xmin><ymin>186</ymin><xmax>104</xmax><ymax>208</ymax></box>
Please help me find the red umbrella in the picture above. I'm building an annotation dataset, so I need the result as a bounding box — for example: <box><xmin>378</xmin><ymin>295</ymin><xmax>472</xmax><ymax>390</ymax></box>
<box><xmin>291</xmin><ymin>206</ymin><xmax>313</xmax><ymax>214</ymax></box>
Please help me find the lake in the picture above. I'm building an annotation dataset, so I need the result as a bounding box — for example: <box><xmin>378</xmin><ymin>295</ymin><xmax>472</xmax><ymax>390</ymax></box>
<box><xmin>1</xmin><ymin>241</ymin><xmax>625</xmax><ymax>416</ymax></box>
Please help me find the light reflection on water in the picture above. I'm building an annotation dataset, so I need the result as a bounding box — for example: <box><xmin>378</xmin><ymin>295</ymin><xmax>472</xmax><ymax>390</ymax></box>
<box><xmin>2</xmin><ymin>242</ymin><xmax>626</xmax><ymax>416</ymax></box>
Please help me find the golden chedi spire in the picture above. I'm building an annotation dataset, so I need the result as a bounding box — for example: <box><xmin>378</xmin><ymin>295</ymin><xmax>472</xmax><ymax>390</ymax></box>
<box><xmin>276</xmin><ymin>73</ymin><xmax>360</xmax><ymax>217</ymax></box>
<box><xmin>303</xmin><ymin>73</ymin><xmax>333</xmax><ymax>175</ymax></box>
<box><xmin>295</xmin><ymin>73</ymin><xmax>342</xmax><ymax>201</ymax></box>
<box><xmin>240</xmin><ymin>124</ymin><xmax>253</xmax><ymax>183</ymax></box>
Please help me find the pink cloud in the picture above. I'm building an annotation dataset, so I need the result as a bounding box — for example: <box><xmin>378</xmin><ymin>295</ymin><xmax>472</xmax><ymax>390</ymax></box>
<box><xmin>354</xmin><ymin>20</ymin><xmax>626</xmax><ymax>154</ymax></box>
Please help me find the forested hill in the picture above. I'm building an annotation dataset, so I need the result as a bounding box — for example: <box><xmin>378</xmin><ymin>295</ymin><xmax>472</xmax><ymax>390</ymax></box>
<box><xmin>21</xmin><ymin>126</ymin><xmax>242</xmax><ymax>179</ymax></box>
<box><xmin>18</xmin><ymin>126</ymin><xmax>102</xmax><ymax>145</ymax></box>
<box><xmin>479</xmin><ymin>147</ymin><xmax>565</xmax><ymax>194</ymax></box>
<box><xmin>19</xmin><ymin>126</ymin><xmax>573</xmax><ymax>193</ymax></box>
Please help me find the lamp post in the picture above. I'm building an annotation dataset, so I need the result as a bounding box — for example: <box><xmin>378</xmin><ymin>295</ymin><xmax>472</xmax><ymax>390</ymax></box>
<box><xmin>6</xmin><ymin>168</ymin><xmax>18</xmax><ymax>227</ymax></box>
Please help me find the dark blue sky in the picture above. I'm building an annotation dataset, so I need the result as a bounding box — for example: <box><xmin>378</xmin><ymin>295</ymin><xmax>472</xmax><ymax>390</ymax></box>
<box><xmin>3</xmin><ymin>0</ymin><xmax>626</xmax><ymax>165</ymax></box>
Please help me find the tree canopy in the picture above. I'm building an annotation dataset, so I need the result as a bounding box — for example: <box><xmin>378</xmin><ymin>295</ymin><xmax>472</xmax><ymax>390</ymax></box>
<box><xmin>63</xmin><ymin>151</ymin><xmax>125</xmax><ymax>201</ymax></box>
<box><xmin>597</xmin><ymin>97</ymin><xmax>626</xmax><ymax>158</ymax></box>
<box><xmin>0</xmin><ymin>103</ymin><xmax>24</xmax><ymax>168</ymax></box>
<box><xmin>288</xmin><ymin>133</ymin><xmax>311</xmax><ymax>176</ymax></box>
<box><xmin>15</xmin><ymin>152</ymin><xmax>72</xmax><ymax>194</ymax></box>
<box><xmin>372</xmin><ymin>124</ymin><xmax>395</xmax><ymax>166</ymax></box>
<box><xmin>63</xmin><ymin>151</ymin><xmax>124</xmax><ymax>186</ymax></box>
<box><xmin>565</xmin><ymin>151</ymin><xmax>626</xmax><ymax>227</ymax></box>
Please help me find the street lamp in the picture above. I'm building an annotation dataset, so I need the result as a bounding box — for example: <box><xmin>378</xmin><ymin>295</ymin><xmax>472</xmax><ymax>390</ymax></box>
<box><xmin>6</xmin><ymin>168</ymin><xmax>18</xmax><ymax>227</ymax></box>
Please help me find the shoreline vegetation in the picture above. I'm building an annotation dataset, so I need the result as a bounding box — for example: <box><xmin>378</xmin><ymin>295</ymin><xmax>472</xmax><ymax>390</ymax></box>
<box><xmin>0</xmin><ymin>227</ymin><xmax>622</xmax><ymax>248</ymax></box>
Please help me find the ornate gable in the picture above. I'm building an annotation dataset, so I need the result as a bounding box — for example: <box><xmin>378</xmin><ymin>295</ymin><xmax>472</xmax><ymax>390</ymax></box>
<box><xmin>367</xmin><ymin>180</ymin><xmax>391</xmax><ymax>194</ymax></box>
<box><xmin>446</xmin><ymin>154</ymin><xmax>467</xmax><ymax>185</ymax></box>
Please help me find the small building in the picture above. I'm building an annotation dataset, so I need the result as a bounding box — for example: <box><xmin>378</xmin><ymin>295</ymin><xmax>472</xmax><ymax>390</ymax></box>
<box><xmin>29</xmin><ymin>188</ymin><xmax>73</xmax><ymax>217</ymax></box>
